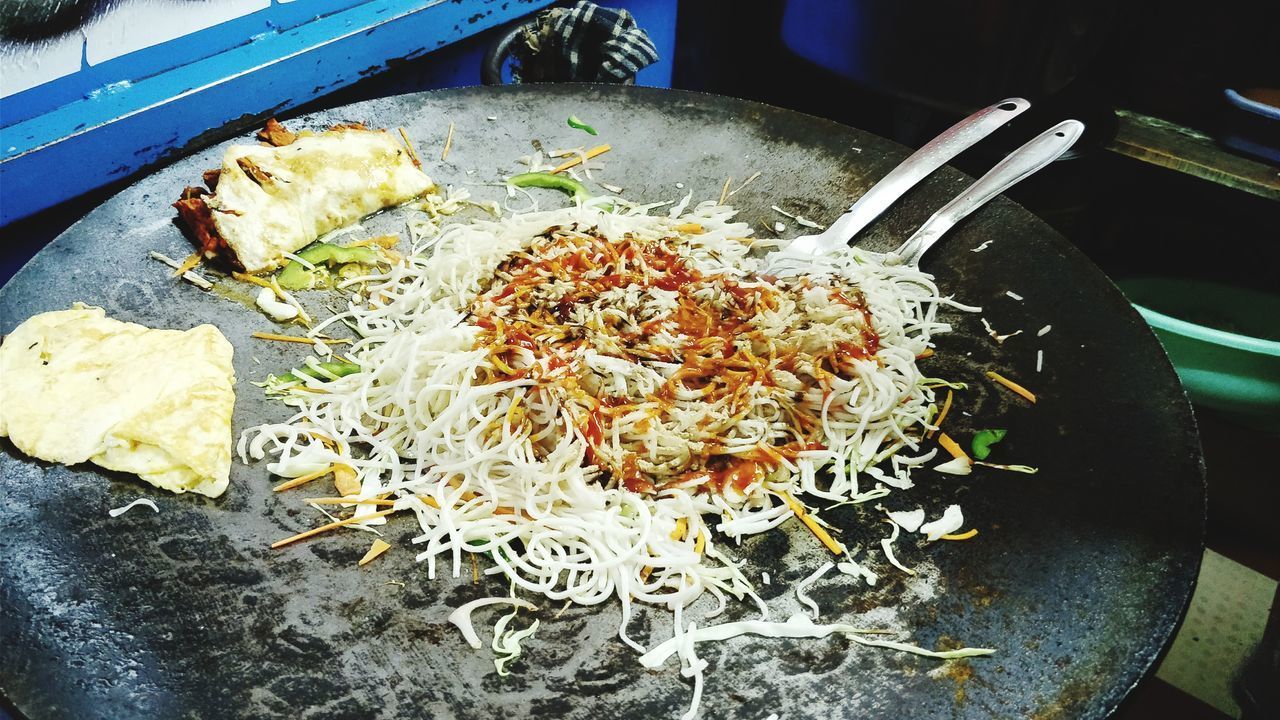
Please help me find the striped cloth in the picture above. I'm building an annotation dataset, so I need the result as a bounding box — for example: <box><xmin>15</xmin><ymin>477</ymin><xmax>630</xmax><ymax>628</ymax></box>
<box><xmin>527</xmin><ymin>1</ymin><xmax>659</xmax><ymax>83</ymax></box>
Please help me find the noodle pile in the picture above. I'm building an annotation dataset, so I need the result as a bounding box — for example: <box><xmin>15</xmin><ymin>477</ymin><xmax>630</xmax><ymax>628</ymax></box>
<box><xmin>242</xmin><ymin>199</ymin><xmax>962</xmax><ymax>663</ymax></box>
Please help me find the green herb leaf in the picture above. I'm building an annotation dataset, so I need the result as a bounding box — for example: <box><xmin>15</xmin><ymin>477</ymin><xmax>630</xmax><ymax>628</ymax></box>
<box><xmin>567</xmin><ymin>115</ymin><xmax>598</xmax><ymax>136</ymax></box>
<box><xmin>970</xmin><ymin>429</ymin><xmax>1007</xmax><ymax>460</ymax></box>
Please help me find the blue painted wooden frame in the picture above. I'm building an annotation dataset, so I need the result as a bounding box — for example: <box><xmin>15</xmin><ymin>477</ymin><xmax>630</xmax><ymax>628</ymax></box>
<box><xmin>0</xmin><ymin>0</ymin><xmax>555</xmax><ymax>225</ymax></box>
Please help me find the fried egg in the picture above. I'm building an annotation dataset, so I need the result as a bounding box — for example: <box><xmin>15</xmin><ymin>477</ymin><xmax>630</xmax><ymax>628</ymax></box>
<box><xmin>206</xmin><ymin>127</ymin><xmax>433</xmax><ymax>273</ymax></box>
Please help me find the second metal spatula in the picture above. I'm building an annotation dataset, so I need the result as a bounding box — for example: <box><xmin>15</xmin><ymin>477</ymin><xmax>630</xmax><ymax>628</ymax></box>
<box><xmin>777</xmin><ymin>97</ymin><xmax>1030</xmax><ymax>261</ymax></box>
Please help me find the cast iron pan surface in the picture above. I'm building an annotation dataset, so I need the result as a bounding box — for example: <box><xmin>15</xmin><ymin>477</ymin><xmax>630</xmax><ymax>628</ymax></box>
<box><xmin>0</xmin><ymin>85</ymin><xmax>1204</xmax><ymax>720</ymax></box>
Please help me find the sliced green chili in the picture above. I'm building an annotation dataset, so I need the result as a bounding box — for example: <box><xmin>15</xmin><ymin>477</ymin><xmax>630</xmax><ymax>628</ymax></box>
<box><xmin>278</xmin><ymin>242</ymin><xmax>380</xmax><ymax>290</ymax></box>
<box><xmin>279</xmin><ymin>360</ymin><xmax>362</xmax><ymax>384</ymax></box>
<box><xmin>970</xmin><ymin>429</ymin><xmax>1008</xmax><ymax>460</ymax></box>
<box><xmin>508</xmin><ymin>172</ymin><xmax>591</xmax><ymax>202</ymax></box>
<box><xmin>464</xmin><ymin>537</ymin><xmax>513</xmax><ymax>564</ymax></box>
<box><xmin>567</xmin><ymin>115</ymin><xmax>598</xmax><ymax>135</ymax></box>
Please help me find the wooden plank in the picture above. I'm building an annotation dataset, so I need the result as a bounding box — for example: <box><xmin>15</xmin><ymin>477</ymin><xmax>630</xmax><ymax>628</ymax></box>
<box><xmin>1107</xmin><ymin>109</ymin><xmax>1280</xmax><ymax>201</ymax></box>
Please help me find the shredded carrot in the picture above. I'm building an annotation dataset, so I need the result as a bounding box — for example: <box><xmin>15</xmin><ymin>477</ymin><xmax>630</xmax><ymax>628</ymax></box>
<box><xmin>348</xmin><ymin>234</ymin><xmax>400</xmax><ymax>249</ymax></box>
<box><xmin>272</xmin><ymin>508</ymin><xmax>397</xmax><ymax>549</ymax></box>
<box><xmin>754</xmin><ymin>442</ymin><xmax>786</xmax><ymax>467</ymax></box>
<box><xmin>359</xmin><ymin>539</ymin><xmax>392</xmax><ymax>566</ymax></box>
<box><xmin>251</xmin><ymin>331</ymin><xmax>350</xmax><ymax>346</ymax></box>
<box><xmin>397</xmin><ymin>127</ymin><xmax>420</xmax><ymax>167</ymax></box>
<box><xmin>251</xmin><ymin>331</ymin><xmax>313</xmax><ymax>344</ymax></box>
<box><xmin>307</xmin><ymin>484</ymin><xmax>519</xmax><ymax>516</ymax></box>
<box><xmin>550</xmin><ymin>144</ymin><xmax>610</xmax><ymax>174</ymax></box>
<box><xmin>310</xmin><ymin>432</ymin><xmax>338</xmax><ymax>450</ymax></box>
<box><xmin>306</xmin><ymin>494</ymin><xmax>443</xmax><ymax>509</ymax></box>
<box><xmin>728</xmin><ymin>171</ymin><xmax>761</xmax><ymax>197</ymax></box>
<box><xmin>233</xmin><ymin>271</ymin><xmax>275</xmax><ymax>290</ymax></box>
<box><xmin>986</xmin><ymin>371</ymin><xmax>1037</xmax><ymax>403</ymax></box>
<box><xmin>233</xmin><ymin>271</ymin><xmax>296</xmax><ymax>306</ymax></box>
<box><xmin>441</xmin><ymin>121</ymin><xmax>455</xmax><ymax>161</ymax></box>
<box><xmin>273</xmin><ymin>465</ymin><xmax>335</xmax><ymax>492</ymax></box>
<box><xmin>940</xmin><ymin>529</ymin><xmax>979</xmax><ymax>541</ymax></box>
<box><xmin>718</xmin><ymin>176</ymin><xmax>733</xmax><ymax>205</ymax></box>
<box><xmin>916</xmin><ymin>348</ymin><xmax>935</xmax><ymax>359</ymax></box>
<box><xmin>173</xmin><ymin>251</ymin><xmax>202</xmax><ymax>277</ymax></box>
<box><xmin>671</xmin><ymin>517</ymin><xmax>688</xmax><ymax>541</ymax></box>
<box><xmin>308</xmin><ymin>497</ymin><xmax>395</xmax><ymax>506</ymax></box>
<box><xmin>674</xmin><ymin>223</ymin><xmax>705</xmax><ymax>234</ymax></box>
<box><xmin>927</xmin><ymin>389</ymin><xmax>953</xmax><ymax>439</ymax></box>
<box><xmin>505</xmin><ymin>393</ymin><xmax>523</xmax><ymax>427</ymax></box>
<box><xmin>937</xmin><ymin>432</ymin><xmax>970</xmax><ymax>462</ymax></box>
<box><xmin>780</xmin><ymin>491</ymin><xmax>845</xmax><ymax>555</ymax></box>
<box><xmin>490</xmin><ymin>352</ymin><xmax>518</xmax><ymax>376</ymax></box>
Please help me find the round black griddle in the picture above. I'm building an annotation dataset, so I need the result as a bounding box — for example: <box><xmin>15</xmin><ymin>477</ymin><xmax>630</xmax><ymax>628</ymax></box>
<box><xmin>0</xmin><ymin>85</ymin><xmax>1204</xmax><ymax>720</ymax></box>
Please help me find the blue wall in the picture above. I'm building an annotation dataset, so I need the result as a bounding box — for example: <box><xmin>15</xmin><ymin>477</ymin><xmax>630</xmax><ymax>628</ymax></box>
<box><xmin>0</xmin><ymin>0</ymin><xmax>677</xmax><ymax>226</ymax></box>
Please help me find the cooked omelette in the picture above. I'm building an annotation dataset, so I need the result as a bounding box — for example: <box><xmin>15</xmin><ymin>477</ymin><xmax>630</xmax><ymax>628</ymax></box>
<box><xmin>174</xmin><ymin>121</ymin><xmax>435</xmax><ymax>274</ymax></box>
<box><xmin>0</xmin><ymin>303</ymin><xmax>235</xmax><ymax>497</ymax></box>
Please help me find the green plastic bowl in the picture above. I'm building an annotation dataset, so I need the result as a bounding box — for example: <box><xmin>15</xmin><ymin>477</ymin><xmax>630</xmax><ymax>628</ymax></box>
<box><xmin>1118</xmin><ymin>278</ymin><xmax>1280</xmax><ymax>429</ymax></box>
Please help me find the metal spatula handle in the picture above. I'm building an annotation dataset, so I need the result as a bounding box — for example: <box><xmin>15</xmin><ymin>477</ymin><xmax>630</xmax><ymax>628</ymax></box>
<box><xmin>895</xmin><ymin>119</ymin><xmax>1085</xmax><ymax>264</ymax></box>
<box><xmin>813</xmin><ymin>97</ymin><xmax>1031</xmax><ymax>251</ymax></box>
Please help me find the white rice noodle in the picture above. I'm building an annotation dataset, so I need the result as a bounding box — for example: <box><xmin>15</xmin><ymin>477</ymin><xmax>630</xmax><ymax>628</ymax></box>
<box><xmin>448</xmin><ymin>597</ymin><xmax>538</xmax><ymax>649</ymax></box>
<box><xmin>240</xmin><ymin>201</ymin><xmax>977</xmax><ymax>697</ymax></box>
<box><xmin>879</xmin><ymin>520</ymin><xmax>915</xmax><ymax>576</ymax></box>
<box><xmin>836</xmin><ymin>557</ymin><xmax>878</xmax><ymax>586</ymax></box>
<box><xmin>795</xmin><ymin>562</ymin><xmax>834</xmax><ymax>619</ymax></box>
<box><xmin>639</xmin><ymin>613</ymin><xmax>995</xmax><ymax>668</ymax></box>
<box><xmin>108</xmin><ymin>498</ymin><xmax>159</xmax><ymax>517</ymax></box>
<box><xmin>671</xmin><ymin>604</ymin><xmax>709</xmax><ymax>720</ymax></box>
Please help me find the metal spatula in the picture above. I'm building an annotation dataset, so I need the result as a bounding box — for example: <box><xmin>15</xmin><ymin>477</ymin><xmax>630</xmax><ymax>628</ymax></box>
<box><xmin>889</xmin><ymin>119</ymin><xmax>1085</xmax><ymax>264</ymax></box>
<box><xmin>769</xmin><ymin>97</ymin><xmax>1030</xmax><ymax>268</ymax></box>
